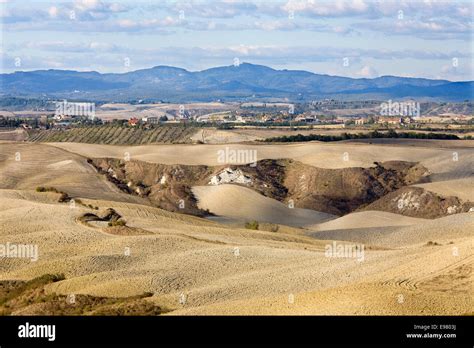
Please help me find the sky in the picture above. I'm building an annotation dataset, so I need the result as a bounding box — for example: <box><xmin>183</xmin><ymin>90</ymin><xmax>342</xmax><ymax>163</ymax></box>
<box><xmin>1</xmin><ymin>0</ymin><xmax>473</xmax><ymax>81</ymax></box>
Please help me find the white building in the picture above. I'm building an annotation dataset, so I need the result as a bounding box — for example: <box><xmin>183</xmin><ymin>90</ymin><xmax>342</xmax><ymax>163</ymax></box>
<box><xmin>142</xmin><ymin>116</ymin><xmax>159</xmax><ymax>124</ymax></box>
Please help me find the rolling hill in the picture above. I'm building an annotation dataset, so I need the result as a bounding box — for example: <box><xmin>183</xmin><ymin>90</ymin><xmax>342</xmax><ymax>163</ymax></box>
<box><xmin>0</xmin><ymin>138</ymin><xmax>473</xmax><ymax>315</ymax></box>
<box><xmin>1</xmin><ymin>63</ymin><xmax>472</xmax><ymax>102</ymax></box>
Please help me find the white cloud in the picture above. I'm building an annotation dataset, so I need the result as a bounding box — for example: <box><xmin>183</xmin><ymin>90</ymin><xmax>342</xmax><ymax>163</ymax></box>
<box><xmin>48</xmin><ymin>6</ymin><xmax>58</xmax><ymax>18</ymax></box>
<box><xmin>3</xmin><ymin>43</ymin><xmax>472</xmax><ymax>80</ymax></box>
<box><xmin>162</xmin><ymin>0</ymin><xmax>261</xmax><ymax>18</ymax></box>
<box><xmin>2</xmin><ymin>0</ymin><xmax>472</xmax><ymax>41</ymax></box>
<box><xmin>73</xmin><ymin>0</ymin><xmax>127</xmax><ymax>14</ymax></box>
<box><xmin>283</xmin><ymin>0</ymin><xmax>473</xmax><ymax>21</ymax></box>
<box><xmin>358</xmin><ymin>18</ymin><xmax>473</xmax><ymax>40</ymax></box>
<box><xmin>23</xmin><ymin>41</ymin><xmax>120</xmax><ymax>53</ymax></box>
<box><xmin>438</xmin><ymin>62</ymin><xmax>472</xmax><ymax>80</ymax></box>
<box><xmin>283</xmin><ymin>0</ymin><xmax>370</xmax><ymax>17</ymax></box>
<box><xmin>2</xmin><ymin>1</ymin><xmax>473</xmax><ymax>80</ymax></box>
<box><xmin>356</xmin><ymin>65</ymin><xmax>378</xmax><ymax>77</ymax></box>
<box><xmin>10</xmin><ymin>41</ymin><xmax>470</xmax><ymax>63</ymax></box>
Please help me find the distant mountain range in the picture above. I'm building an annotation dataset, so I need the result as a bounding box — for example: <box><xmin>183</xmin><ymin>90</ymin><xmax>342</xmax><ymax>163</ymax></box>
<box><xmin>1</xmin><ymin>63</ymin><xmax>472</xmax><ymax>102</ymax></box>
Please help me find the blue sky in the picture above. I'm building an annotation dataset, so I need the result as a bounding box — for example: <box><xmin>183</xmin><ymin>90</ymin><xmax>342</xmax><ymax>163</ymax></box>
<box><xmin>1</xmin><ymin>0</ymin><xmax>473</xmax><ymax>80</ymax></box>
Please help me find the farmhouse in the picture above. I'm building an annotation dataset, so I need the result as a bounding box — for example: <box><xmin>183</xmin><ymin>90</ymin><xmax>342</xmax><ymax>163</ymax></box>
<box><xmin>402</xmin><ymin>116</ymin><xmax>414</xmax><ymax>124</ymax></box>
<box><xmin>142</xmin><ymin>116</ymin><xmax>159</xmax><ymax>124</ymax></box>
<box><xmin>128</xmin><ymin>117</ymin><xmax>139</xmax><ymax>126</ymax></box>
<box><xmin>377</xmin><ymin>116</ymin><xmax>402</xmax><ymax>125</ymax></box>
<box><xmin>294</xmin><ymin>115</ymin><xmax>319</xmax><ymax>123</ymax></box>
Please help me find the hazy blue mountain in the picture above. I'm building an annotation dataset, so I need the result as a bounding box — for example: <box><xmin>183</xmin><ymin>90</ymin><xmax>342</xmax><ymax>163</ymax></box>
<box><xmin>1</xmin><ymin>63</ymin><xmax>472</xmax><ymax>102</ymax></box>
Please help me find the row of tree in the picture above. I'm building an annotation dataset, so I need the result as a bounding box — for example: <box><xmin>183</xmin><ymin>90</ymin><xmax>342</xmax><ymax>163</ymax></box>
<box><xmin>263</xmin><ymin>130</ymin><xmax>460</xmax><ymax>143</ymax></box>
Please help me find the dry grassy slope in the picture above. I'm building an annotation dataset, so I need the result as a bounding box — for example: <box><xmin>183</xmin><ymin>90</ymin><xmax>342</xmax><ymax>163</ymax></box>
<box><xmin>414</xmin><ymin>177</ymin><xmax>474</xmax><ymax>201</ymax></box>
<box><xmin>52</xmin><ymin>141</ymin><xmax>473</xmax><ymax>218</ymax></box>
<box><xmin>1</xmin><ymin>140</ymin><xmax>473</xmax><ymax>315</ymax></box>
<box><xmin>0</xmin><ymin>142</ymin><xmax>146</xmax><ymax>204</ymax></box>
<box><xmin>171</xmin><ymin>216</ymin><xmax>474</xmax><ymax>315</ymax></box>
<box><xmin>47</xmin><ymin>141</ymin><xmax>473</xmax><ymax>176</ymax></box>
<box><xmin>361</xmin><ymin>186</ymin><xmax>473</xmax><ymax>218</ymax></box>
<box><xmin>0</xmin><ymin>129</ymin><xmax>28</xmax><ymax>142</ymax></box>
<box><xmin>1</xmin><ymin>189</ymin><xmax>472</xmax><ymax>315</ymax></box>
<box><xmin>90</xmin><ymin>158</ymin><xmax>215</xmax><ymax>216</ymax></box>
<box><xmin>191</xmin><ymin>129</ymin><xmax>259</xmax><ymax>144</ymax></box>
<box><xmin>195</xmin><ymin>129</ymin><xmax>474</xmax><ymax>145</ymax></box>
<box><xmin>169</xmin><ymin>271</ymin><xmax>473</xmax><ymax>315</ymax></box>
<box><xmin>310</xmin><ymin>212</ymin><xmax>474</xmax><ymax>248</ymax></box>
<box><xmin>0</xmin><ymin>274</ymin><xmax>163</xmax><ymax>316</ymax></box>
<box><xmin>310</xmin><ymin>211</ymin><xmax>427</xmax><ymax>231</ymax></box>
<box><xmin>48</xmin><ymin>141</ymin><xmax>473</xmax><ymax>201</ymax></box>
<box><xmin>91</xmin><ymin>158</ymin><xmax>291</xmax><ymax>217</ymax></box>
<box><xmin>283</xmin><ymin>160</ymin><xmax>429</xmax><ymax>215</ymax></box>
<box><xmin>100</xmin><ymin>156</ymin><xmax>471</xmax><ymax>222</ymax></box>
<box><xmin>192</xmin><ymin>184</ymin><xmax>335</xmax><ymax>228</ymax></box>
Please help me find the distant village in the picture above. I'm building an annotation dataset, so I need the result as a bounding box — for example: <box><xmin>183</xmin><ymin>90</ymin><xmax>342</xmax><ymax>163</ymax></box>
<box><xmin>1</xmin><ymin>99</ymin><xmax>472</xmax><ymax>131</ymax></box>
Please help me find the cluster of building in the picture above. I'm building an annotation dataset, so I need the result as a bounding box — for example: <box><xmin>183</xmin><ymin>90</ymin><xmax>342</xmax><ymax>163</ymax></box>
<box><xmin>130</xmin><ymin>113</ymin><xmax>418</xmax><ymax>126</ymax></box>
<box><xmin>353</xmin><ymin>116</ymin><xmax>414</xmax><ymax>125</ymax></box>
<box><xmin>128</xmin><ymin>116</ymin><xmax>178</xmax><ymax>126</ymax></box>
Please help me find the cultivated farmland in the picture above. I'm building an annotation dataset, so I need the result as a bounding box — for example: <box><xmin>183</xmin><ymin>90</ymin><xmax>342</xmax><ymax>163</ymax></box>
<box><xmin>28</xmin><ymin>125</ymin><xmax>198</xmax><ymax>144</ymax></box>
